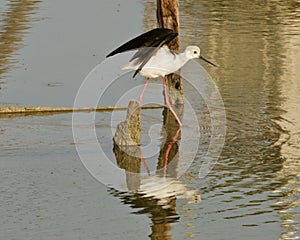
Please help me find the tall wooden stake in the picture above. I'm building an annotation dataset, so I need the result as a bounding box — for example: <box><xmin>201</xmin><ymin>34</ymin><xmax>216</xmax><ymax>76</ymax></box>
<box><xmin>156</xmin><ymin>0</ymin><xmax>183</xmax><ymax>105</ymax></box>
<box><xmin>157</xmin><ymin>0</ymin><xmax>180</xmax><ymax>50</ymax></box>
<box><xmin>156</xmin><ymin>0</ymin><xmax>182</xmax><ymax>179</ymax></box>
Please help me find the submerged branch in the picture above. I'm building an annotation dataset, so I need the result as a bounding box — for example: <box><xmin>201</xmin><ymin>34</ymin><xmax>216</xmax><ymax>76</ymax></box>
<box><xmin>0</xmin><ymin>104</ymin><xmax>165</xmax><ymax>116</ymax></box>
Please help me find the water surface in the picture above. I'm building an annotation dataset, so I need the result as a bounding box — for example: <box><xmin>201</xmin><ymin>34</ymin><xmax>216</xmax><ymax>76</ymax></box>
<box><xmin>1</xmin><ymin>0</ymin><xmax>300</xmax><ymax>239</ymax></box>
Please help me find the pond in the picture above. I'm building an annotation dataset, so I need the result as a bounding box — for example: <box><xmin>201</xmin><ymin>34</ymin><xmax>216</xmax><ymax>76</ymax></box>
<box><xmin>1</xmin><ymin>0</ymin><xmax>299</xmax><ymax>239</ymax></box>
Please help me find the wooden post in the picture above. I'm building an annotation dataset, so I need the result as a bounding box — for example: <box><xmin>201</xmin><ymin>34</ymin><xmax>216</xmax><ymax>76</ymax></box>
<box><xmin>156</xmin><ymin>0</ymin><xmax>184</xmax><ymax>105</ymax></box>
<box><xmin>156</xmin><ymin>0</ymin><xmax>182</xmax><ymax>178</ymax></box>
<box><xmin>157</xmin><ymin>0</ymin><xmax>180</xmax><ymax>50</ymax></box>
<box><xmin>113</xmin><ymin>100</ymin><xmax>142</xmax><ymax>190</ymax></box>
<box><xmin>113</xmin><ymin>100</ymin><xmax>141</xmax><ymax>146</ymax></box>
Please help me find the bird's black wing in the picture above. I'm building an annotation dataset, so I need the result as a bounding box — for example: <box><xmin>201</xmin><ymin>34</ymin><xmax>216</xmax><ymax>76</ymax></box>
<box><xmin>132</xmin><ymin>40</ymin><xmax>170</xmax><ymax>78</ymax></box>
<box><xmin>106</xmin><ymin>28</ymin><xmax>178</xmax><ymax>78</ymax></box>
<box><xmin>106</xmin><ymin>28</ymin><xmax>178</xmax><ymax>58</ymax></box>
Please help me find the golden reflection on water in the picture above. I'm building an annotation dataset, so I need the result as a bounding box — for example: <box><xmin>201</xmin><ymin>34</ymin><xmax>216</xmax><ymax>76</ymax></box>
<box><xmin>273</xmin><ymin>31</ymin><xmax>300</xmax><ymax>240</ymax></box>
<box><xmin>143</xmin><ymin>0</ymin><xmax>300</xmax><ymax>239</ymax></box>
<box><xmin>0</xmin><ymin>0</ymin><xmax>40</xmax><ymax>82</ymax></box>
<box><xmin>185</xmin><ymin>1</ymin><xmax>300</xmax><ymax>239</ymax></box>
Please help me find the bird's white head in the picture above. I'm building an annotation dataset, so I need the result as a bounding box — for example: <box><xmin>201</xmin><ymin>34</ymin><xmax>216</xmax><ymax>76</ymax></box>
<box><xmin>184</xmin><ymin>45</ymin><xmax>217</xmax><ymax>67</ymax></box>
<box><xmin>184</xmin><ymin>46</ymin><xmax>201</xmax><ymax>59</ymax></box>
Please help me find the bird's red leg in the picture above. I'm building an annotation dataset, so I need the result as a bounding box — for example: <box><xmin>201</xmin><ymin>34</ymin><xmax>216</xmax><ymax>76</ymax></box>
<box><xmin>138</xmin><ymin>77</ymin><xmax>150</xmax><ymax>103</ymax></box>
<box><xmin>162</xmin><ymin>76</ymin><xmax>182</xmax><ymax>127</ymax></box>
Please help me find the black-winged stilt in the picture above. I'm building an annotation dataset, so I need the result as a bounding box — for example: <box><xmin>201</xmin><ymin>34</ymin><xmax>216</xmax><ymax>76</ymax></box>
<box><xmin>106</xmin><ymin>28</ymin><xmax>216</xmax><ymax>126</ymax></box>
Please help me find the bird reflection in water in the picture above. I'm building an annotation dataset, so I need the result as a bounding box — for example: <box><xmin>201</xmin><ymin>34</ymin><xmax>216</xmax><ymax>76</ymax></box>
<box><xmin>112</xmin><ymin>120</ymin><xmax>200</xmax><ymax>239</ymax></box>
<box><xmin>109</xmin><ymin>175</ymin><xmax>200</xmax><ymax>239</ymax></box>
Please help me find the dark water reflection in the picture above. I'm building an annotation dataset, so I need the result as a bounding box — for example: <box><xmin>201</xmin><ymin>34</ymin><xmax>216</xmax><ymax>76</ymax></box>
<box><xmin>109</xmin><ymin>187</ymin><xmax>179</xmax><ymax>240</ymax></box>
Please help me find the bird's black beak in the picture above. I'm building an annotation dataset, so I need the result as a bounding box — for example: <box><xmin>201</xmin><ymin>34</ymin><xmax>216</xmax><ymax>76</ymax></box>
<box><xmin>200</xmin><ymin>55</ymin><xmax>218</xmax><ymax>67</ymax></box>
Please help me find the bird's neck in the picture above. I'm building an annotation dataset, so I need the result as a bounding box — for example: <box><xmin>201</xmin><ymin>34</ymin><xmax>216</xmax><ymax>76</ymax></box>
<box><xmin>178</xmin><ymin>53</ymin><xmax>190</xmax><ymax>67</ymax></box>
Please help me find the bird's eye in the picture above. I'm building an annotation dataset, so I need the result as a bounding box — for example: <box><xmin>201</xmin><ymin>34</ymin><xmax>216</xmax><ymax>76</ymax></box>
<box><xmin>193</xmin><ymin>51</ymin><xmax>198</xmax><ymax>54</ymax></box>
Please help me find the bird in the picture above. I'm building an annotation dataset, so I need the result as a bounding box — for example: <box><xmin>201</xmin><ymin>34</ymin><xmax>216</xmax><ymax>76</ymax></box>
<box><xmin>106</xmin><ymin>28</ymin><xmax>216</xmax><ymax>127</ymax></box>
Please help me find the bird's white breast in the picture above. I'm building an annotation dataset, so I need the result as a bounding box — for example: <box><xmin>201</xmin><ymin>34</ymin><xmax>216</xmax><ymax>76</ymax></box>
<box><xmin>123</xmin><ymin>47</ymin><xmax>189</xmax><ymax>78</ymax></box>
